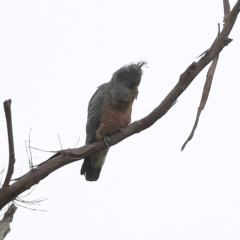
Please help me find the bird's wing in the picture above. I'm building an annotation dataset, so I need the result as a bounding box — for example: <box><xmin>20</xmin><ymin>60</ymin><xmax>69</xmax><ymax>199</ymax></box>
<box><xmin>86</xmin><ymin>83</ymin><xmax>107</xmax><ymax>144</ymax></box>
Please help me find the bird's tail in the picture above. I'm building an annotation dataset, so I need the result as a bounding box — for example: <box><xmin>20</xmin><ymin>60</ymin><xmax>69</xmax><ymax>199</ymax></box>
<box><xmin>80</xmin><ymin>157</ymin><xmax>102</xmax><ymax>181</ymax></box>
<box><xmin>80</xmin><ymin>148</ymin><xmax>109</xmax><ymax>181</ymax></box>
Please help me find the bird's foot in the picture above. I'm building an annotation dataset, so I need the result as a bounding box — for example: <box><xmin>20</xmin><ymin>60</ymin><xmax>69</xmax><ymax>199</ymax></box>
<box><xmin>120</xmin><ymin>128</ymin><xmax>126</xmax><ymax>135</ymax></box>
<box><xmin>104</xmin><ymin>136</ymin><xmax>110</xmax><ymax>148</ymax></box>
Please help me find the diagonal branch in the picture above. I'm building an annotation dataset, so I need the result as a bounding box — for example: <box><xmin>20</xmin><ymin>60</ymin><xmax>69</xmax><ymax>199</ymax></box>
<box><xmin>2</xmin><ymin>100</ymin><xmax>16</xmax><ymax>187</ymax></box>
<box><xmin>0</xmin><ymin>0</ymin><xmax>239</xmax><ymax>210</ymax></box>
<box><xmin>181</xmin><ymin>0</ymin><xmax>233</xmax><ymax>150</ymax></box>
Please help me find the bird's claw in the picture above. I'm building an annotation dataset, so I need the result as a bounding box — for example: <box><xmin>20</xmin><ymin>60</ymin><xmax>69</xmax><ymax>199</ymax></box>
<box><xmin>120</xmin><ymin>128</ymin><xmax>126</xmax><ymax>135</ymax></box>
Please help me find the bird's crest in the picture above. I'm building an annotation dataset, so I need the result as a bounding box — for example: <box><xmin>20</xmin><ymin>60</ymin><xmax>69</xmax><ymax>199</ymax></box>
<box><xmin>113</xmin><ymin>61</ymin><xmax>148</xmax><ymax>80</ymax></box>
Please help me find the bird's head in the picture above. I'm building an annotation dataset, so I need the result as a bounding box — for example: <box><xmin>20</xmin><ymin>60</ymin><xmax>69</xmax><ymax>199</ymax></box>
<box><xmin>111</xmin><ymin>61</ymin><xmax>147</xmax><ymax>101</ymax></box>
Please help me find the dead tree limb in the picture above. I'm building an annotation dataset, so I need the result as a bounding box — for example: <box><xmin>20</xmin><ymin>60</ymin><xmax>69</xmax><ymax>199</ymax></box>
<box><xmin>181</xmin><ymin>53</ymin><xmax>220</xmax><ymax>150</ymax></box>
<box><xmin>2</xmin><ymin>100</ymin><xmax>15</xmax><ymax>187</ymax></box>
<box><xmin>0</xmin><ymin>1</ymin><xmax>239</xmax><ymax>210</ymax></box>
<box><xmin>0</xmin><ymin>204</ymin><xmax>17</xmax><ymax>240</ymax></box>
<box><xmin>181</xmin><ymin>0</ymin><xmax>232</xmax><ymax>150</ymax></box>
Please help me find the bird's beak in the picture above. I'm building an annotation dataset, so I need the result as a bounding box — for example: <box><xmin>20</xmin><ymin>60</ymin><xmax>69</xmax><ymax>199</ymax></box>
<box><xmin>132</xmin><ymin>86</ymin><xmax>139</xmax><ymax>99</ymax></box>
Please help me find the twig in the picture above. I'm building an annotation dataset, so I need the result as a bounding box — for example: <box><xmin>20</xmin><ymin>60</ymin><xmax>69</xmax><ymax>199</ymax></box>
<box><xmin>196</xmin><ymin>48</ymin><xmax>211</xmax><ymax>59</ymax></box>
<box><xmin>0</xmin><ymin>166</ymin><xmax>5</xmax><ymax>188</ymax></box>
<box><xmin>13</xmin><ymin>201</ymin><xmax>47</xmax><ymax>212</ymax></box>
<box><xmin>28</xmin><ymin>128</ymin><xmax>33</xmax><ymax>170</ymax></box>
<box><xmin>15</xmin><ymin>196</ymin><xmax>47</xmax><ymax>205</ymax></box>
<box><xmin>25</xmin><ymin>140</ymin><xmax>30</xmax><ymax>167</ymax></box>
<box><xmin>18</xmin><ymin>165</ymin><xmax>22</xmax><ymax>182</ymax></box>
<box><xmin>73</xmin><ymin>137</ymin><xmax>80</xmax><ymax>149</ymax></box>
<box><xmin>58</xmin><ymin>134</ymin><xmax>63</xmax><ymax>150</ymax></box>
<box><xmin>28</xmin><ymin>146</ymin><xmax>58</xmax><ymax>153</ymax></box>
<box><xmin>3</xmin><ymin>100</ymin><xmax>16</xmax><ymax>187</ymax></box>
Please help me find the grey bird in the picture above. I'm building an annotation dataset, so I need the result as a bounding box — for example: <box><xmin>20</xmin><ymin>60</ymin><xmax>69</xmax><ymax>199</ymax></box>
<box><xmin>81</xmin><ymin>61</ymin><xmax>147</xmax><ymax>181</ymax></box>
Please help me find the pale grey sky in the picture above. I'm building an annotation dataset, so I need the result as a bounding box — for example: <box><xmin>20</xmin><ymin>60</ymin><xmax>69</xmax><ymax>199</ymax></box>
<box><xmin>1</xmin><ymin>0</ymin><xmax>240</xmax><ymax>239</ymax></box>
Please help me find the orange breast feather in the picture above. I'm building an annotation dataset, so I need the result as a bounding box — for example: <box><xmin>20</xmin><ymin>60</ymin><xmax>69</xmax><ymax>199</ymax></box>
<box><xmin>95</xmin><ymin>100</ymin><xmax>132</xmax><ymax>140</ymax></box>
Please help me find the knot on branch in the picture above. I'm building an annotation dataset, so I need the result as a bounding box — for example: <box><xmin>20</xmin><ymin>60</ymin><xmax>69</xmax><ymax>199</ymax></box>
<box><xmin>179</xmin><ymin>62</ymin><xmax>197</xmax><ymax>82</ymax></box>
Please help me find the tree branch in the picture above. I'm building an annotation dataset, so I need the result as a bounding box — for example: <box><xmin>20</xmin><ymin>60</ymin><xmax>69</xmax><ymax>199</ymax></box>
<box><xmin>181</xmin><ymin>0</ymin><xmax>232</xmax><ymax>150</ymax></box>
<box><xmin>181</xmin><ymin>53</ymin><xmax>219</xmax><ymax>150</ymax></box>
<box><xmin>0</xmin><ymin>1</ymin><xmax>239</xmax><ymax>210</ymax></box>
<box><xmin>2</xmin><ymin>100</ymin><xmax>15</xmax><ymax>187</ymax></box>
<box><xmin>0</xmin><ymin>204</ymin><xmax>17</xmax><ymax>240</ymax></box>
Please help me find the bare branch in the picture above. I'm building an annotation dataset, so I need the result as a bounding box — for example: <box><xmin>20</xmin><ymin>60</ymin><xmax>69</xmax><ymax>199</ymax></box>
<box><xmin>28</xmin><ymin>128</ymin><xmax>33</xmax><ymax>170</ymax></box>
<box><xmin>3</xmin><ymin>100</ymin><xmax>16</xmax><ymax>187</ymax></box>
<box><xmin>181</xmin><ymin>0</ymin><xmax>235</xmax><ymax>150</ymax></box>
<box><xmin>181</xmin><ymin>54</ymin><xmax>219</xmax><ymax>150</ymax></box>
<box><xmin>0</xmin><ymin>0</ymin><xmax>239</xmax><ymax>210</ymax></box>
<box><xmin>0</xmin><ymin>204</ymin><xmax>17</xmax><ymax>240</ymax></box>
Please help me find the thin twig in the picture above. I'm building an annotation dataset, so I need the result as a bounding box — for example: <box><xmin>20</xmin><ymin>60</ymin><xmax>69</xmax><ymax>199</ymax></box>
<box><xmin>28</xmin><ymin>128</ymin><xmax>33</xmax><ymax>170</ymax></box>
<box><xmin>28</xmin><ymin>146</ymin><xmax>58</xmax><ymax>153</ymax></box>
<box><xmin>13</xmin><ymin>201</ymin><xmax>47</xmax><ymax>212</ymax></box>
<box><xmin>0</xmin><ymin>166</ymin><xmax>5</xmax><ymax>188</ymax></box>
<box><xmin>73</xmin><ymin>137</ymin><xmax>80</xmax><ymax>149</ymax></box>
<box><xmin>196</xmin><ymin>48</ymin><xmax>211</xmax><ymax>58</ymax></box>
<box><xmin>25</xmin><ymin>140</ymin><xmax>30</xmax><ymax>165</ymax></box>
<box><xmin>58</xmin><ymin>134</ymin><xmax>63</xmax><ymax>150</ymax></box>
<box><xmin>3</xmin><ymin>100</ymin><xmax>16</xmax><ymax>187</ymax></box>
<box><xmin>15</xmin><ymin>196</ymin><xmax>47</xmax><ymax>204</ymax></box>
<box><xmin>19</xmin><ymin>165</ymin><xmax>22</xmax><ymax>181</ymax></box>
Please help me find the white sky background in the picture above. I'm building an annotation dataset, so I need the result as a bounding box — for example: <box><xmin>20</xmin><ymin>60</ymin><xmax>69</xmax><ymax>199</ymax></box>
<box><xmin>0</xmin><ymin>0</ymin><xmax>240</xmax><ymax>239</ymax></box>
